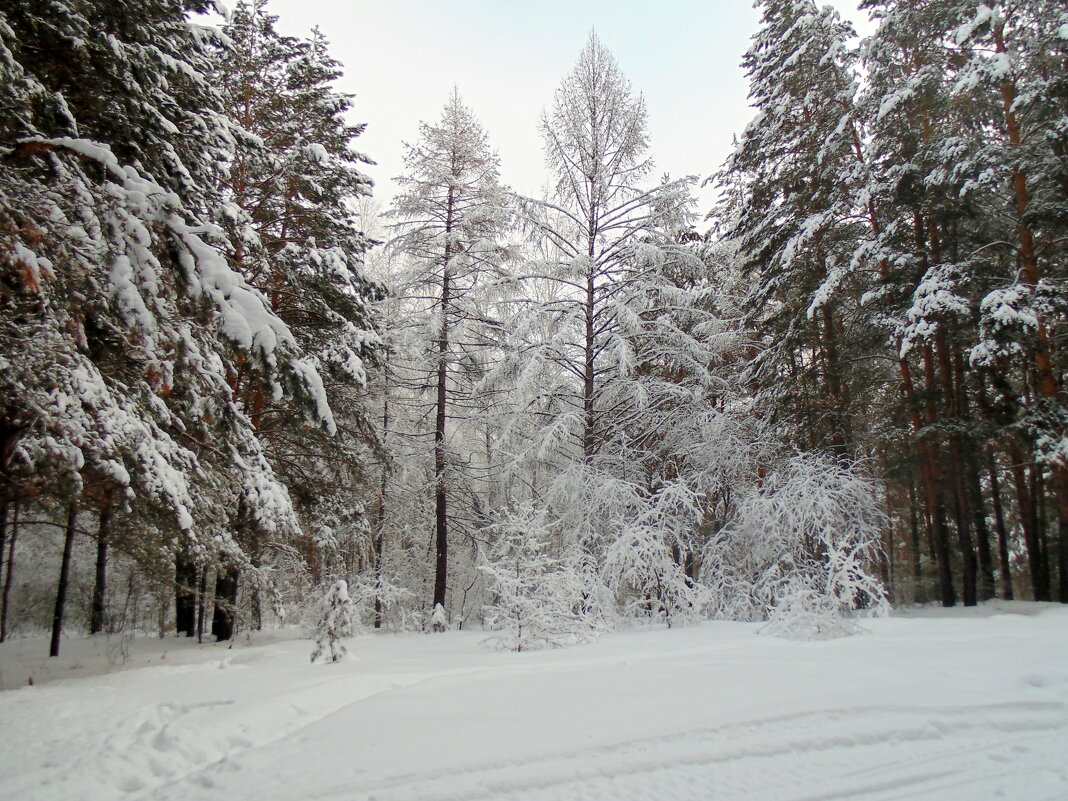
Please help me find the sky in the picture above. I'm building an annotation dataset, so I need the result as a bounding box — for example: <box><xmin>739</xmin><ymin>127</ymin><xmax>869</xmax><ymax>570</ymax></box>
<box><xmin>235</xmin><ymin>0</ymin><xmax>874</xmax><ymax>211</ymax></box>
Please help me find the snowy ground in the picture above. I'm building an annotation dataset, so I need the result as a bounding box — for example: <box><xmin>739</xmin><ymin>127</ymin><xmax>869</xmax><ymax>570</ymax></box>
<box><xmin>1</xmin><ymin>603</ymin><xmax>1067</xmax><ymax>801</ymax></box>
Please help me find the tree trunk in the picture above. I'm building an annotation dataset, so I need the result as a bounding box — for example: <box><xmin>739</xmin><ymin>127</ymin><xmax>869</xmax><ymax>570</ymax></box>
<box><xmin>90</xmin><ymin>505</ymin><xmax>111</xmax><ymax>634</ymax></box>
<box><xmin>1009</xmin><ymin>445</ymin><xmax>1048</xmax><ymax>600</ymax></box>
<box><xmin>0</xmin><ymin>503</ymin><xmax>7</xmax><ymax>612</ymax></box>
<box><xmin>583</xmin><ymin>266</ymin><xmax>596</xmax><ymax>460</ymax></box>
<box><xmin>934</xmin><ymin>331</ymin><xmax>977</xmax><ymax>606</ymax></box>
<box><xmin>0</xmin><ymin>502</ymin><xmax>14</xmax><ymax>641</ymax></box>
<box><xmin>908</xmin><ymin>475</ymin><xmax>923</xmax><ymax>603</ymax></box>
<box><xmin>196</xmin><ymin>567</ymin><xmax>207</xmax><ymax>643</ymax></box>
<box><xmin>251</xmin><ymin>542</ymin><xmax>264</xmax><ymax>631</ymax></box>
<box><xmin>964</xmin><ymin>453</ymin><xmax>995</xmax><ymax>601</ymax></box>
<box><xmin>988</xmin><ymin>457</ymin><xmax>1014</xmax><ymax>600</ymax></box>
<box><xmin>432</xmin><ymin>190</ymin><xmax>455</xmax><ymax>615</ymax></box>
<box><xmin>175</xmin><ymin>547</ymin><xmax>197</xmax><ymax>637</ymax></box>
<box><xmin>582</xmin><ymin>194</ymin><xmax>599</xmax><ymax>462</ymax></box>
<box><xmin>50</xmin><ymin>502</ymin><xmax>78</xmax><ymax>657</ymax></box>
<box><xmin>211</xmin><ymin>567</ymin><xmax>240</xmax><ymax>642</ymax></box>
<box><xmin>375</xmin><ymin>364</ymin><xmax>391</xmax><ymax>630</ymax></box>
<box><xmin>819</xmin><ymin>301</ymin><xmax>849</xmax><ymax>455</ymax></box>
<box><xmin>950</xmin><ymin>344</ymin><xmax>995</xmax><ymax>601</ymax></box>
<box><xmin>901</xmin><ymin>356</ymin><xmax>955</xmax><ymax>606</ymax></box>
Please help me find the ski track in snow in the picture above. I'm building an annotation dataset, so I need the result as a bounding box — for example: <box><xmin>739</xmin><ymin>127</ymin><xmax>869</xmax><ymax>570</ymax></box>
<box><xmin>2</xmin><ymin>606</ymin><xmax>1067</xmax><ymax>801</ymax></box>
<box><xmin>332</xmin><ymin>704</ymin><xmax>1068</xmax><ymax>801</ymax></box>
<box><xmin>147</xmin><ymin>697</ymin><xmax>1068</xmax><ymax>801</ymax></box>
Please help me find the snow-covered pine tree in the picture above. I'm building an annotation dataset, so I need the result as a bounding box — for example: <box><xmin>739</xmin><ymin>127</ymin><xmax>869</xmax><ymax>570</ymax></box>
<box><xmin>522</xmin><ymin>32</ymin><xmax>691</xmax><ymax>463</ymax></box>
<box><xmin>717</xmin><ymin>0</ymin><xmax>868</xmax><ymax>457</ymax></box>
<box><xmin>386</xmin><ymin>90</ymin><xmax>511</xmax><ymax>624</ymax></box>
<box><xmin>488</xmin><ymin>36</ymin><xmax>736</xmax><ymax>626</ymax></box>
<box><xmin>870</xmin><ymin>0</ymin><xmax>1003</xmax><ymax>608</ymax></box>
<box><xmin>0</xmin><ymin>0</ymin><xmax>332</xmax><ymax>652</ymax></box>
<box><xmin>480</xmin><ymin>511</ymin><xmax>594</xmax><ymax>651</ymax></box>
<box><xmin>215</xmin><ymin>2</ymin><xmax>385</xmax><ymax>630</ymax></box>
<box><xmin>310</xmin><ymin>579</ymin><xmax>354</xmax><ymax>662</ymax></box>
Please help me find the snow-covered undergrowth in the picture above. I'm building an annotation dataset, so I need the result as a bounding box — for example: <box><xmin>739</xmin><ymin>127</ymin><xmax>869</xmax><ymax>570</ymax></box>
<box><xmin>475</xmin><ymin>452</ymin><xmax>889</xmax><ymax>649</ymax></box>
<box><xmin>702</xmin><ymin>453</ymin><xmax>888</xmax><ymax>638</ymax></box>
<box><xmin>1</xmin><ymin>602</ymin><xmax>1066</xmax><ymax>801</ymax></box>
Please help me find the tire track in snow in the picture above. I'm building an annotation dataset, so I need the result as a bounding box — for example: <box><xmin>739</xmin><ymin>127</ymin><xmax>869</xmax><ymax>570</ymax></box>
<box><xmin>311</xmin><ymin>702</ymin><xmax>1068</xmax><ymax>801</ymax></box>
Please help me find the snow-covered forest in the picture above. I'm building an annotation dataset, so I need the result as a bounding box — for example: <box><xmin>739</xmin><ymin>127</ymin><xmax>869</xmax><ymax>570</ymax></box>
<box><xmin>3</xmin><ymin>0</ymin><xmax>1068</xmax><ymax>797</ymax></box>
<box><xmin>2</xmin><ymin>0</ymin><xmax>1068</xmax><ymax>649</ymax></box>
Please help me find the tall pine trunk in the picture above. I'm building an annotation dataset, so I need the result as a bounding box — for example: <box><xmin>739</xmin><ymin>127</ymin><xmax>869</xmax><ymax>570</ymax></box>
<box><xmin>196</xmin><ymin>567</ymin><xmax>207</xmax><ymax>643</ymax></box>
<box><xmin>50</xmin><ymin>502</ymin><xmax>79</xmax><ymax>657</ymax></box>
<box><xmin>988</xmin><ymin>457</ymin><xmax>1015</xmax><ymax>600</ymax></box>
<box><xmin>581</xmin><ymin>193</ymin><xmax>601</xmax><ymax>464</ymax></box>
<box><xmin>432</xmin><ymin>188</ymin><xmax>455</xmax><ymax>616</ymax></box>
<box><xmin>935</xmin><ymin>335</ymin><xmax>976</xmax><ymax>606</ymax></box>
<box><xmin>908</xmin><ymin>475</ymin><xmax>924</xmax><ymax>602</ymax></box>
<box><xmin>0</xmin><ymin>503</ymin><xmax>18</xmax><ymax>642</ymax></box>
<box><xmin>89</xmin><ymin>505</ymin><xmax>111</xmax><ymax>634</ymax></box>
<box><xmin>375</xmin><ymin>364</ymin><xmax>390</xmax><ymax>630</ymax></box>
<box><xmin>1009</xmin><ymin>445</ymin><xmax>1049</xmax><ymax>600</ymax></box>
<box><xmin>0</xmin><ymin>503</ymin><xmax>7</xmax><ymax>613</ymax></box>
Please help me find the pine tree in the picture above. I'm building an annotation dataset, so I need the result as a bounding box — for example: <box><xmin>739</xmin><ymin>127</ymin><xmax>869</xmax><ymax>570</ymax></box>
<box><xmin>490</xmin><ymin>36</ymin><xmax>732</xmax><ymax>625</ymax></box>
<box><xmin>717</xmin><ymin>0</ymin><xmax>867</xmax><ymax>456</ymax></box>
<box><xmin>950</xmin><ymin>1</ymin><xmax>1068</xmax><ymax>603</ymax></box>
<box><xmin>310</xmin><ymin>579</ymin><xmax>354</xmax><ymax>663</ymax></box>
<box><xmin>215</xmin><ymin>2</ymin><xmax>385</xmax><ymax>633</ymax></box>
<box><xmin>523</xmin><ymin>32</ymin><xmax>692</xmax><ymax>462</ymax></box>
<box><xmin>0</xmin><ymin>0</ymin><xmax>334</xmax><ymax>651</ymax></box>
<box><xmin>480</xmin><ymin>511</ymin><xmax>595</xmax><ymax>651</ymax></box>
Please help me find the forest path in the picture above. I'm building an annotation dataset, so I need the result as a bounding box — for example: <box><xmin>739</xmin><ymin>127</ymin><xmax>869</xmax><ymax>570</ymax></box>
<box><xmin>1</xmin><ymin>604</ymin><xmax>1067</xmax><ymax>801</ymax></box>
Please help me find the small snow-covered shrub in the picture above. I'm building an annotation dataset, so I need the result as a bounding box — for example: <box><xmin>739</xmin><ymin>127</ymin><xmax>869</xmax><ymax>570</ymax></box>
<box><xmin>428</xmin><ymin>603</ymin><xmax>448</xmax><ymax>632</ymax></box>
<box><xmin>310</xmin><ymin>580</ymin><xmax>354</xmax><ymax>663</ymax></box>
<box><xmin>757</xmin><ymin>577</ymin><xmax>866</xmax><ymax>641</ymax></box>
<box><xmin>603</xmin><ymin>523</ymin><xmax>708</xmax><ymax>626</ymax></box>
<box><xmin>704</xmin><ymin>453</ymin><xmax>888</xmax><ymax>638</ymax></box>
<box><xmin>480</xmin><ymin>512</ymin><xmax>599</xmax><ymax>652</ymax></box>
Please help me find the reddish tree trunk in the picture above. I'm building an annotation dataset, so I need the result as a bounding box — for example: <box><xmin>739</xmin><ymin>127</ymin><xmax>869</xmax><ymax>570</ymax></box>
<box><xmin>900</xmin><ymin>356</ymin><xmax>956</xmax><ymax>606</ymax></box>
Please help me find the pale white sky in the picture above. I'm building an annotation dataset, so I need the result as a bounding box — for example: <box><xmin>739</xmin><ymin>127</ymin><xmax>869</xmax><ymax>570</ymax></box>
<box><xmin>247</xmin><ymin>0</ymin><xmax>873</xmax><ymax>210</ymax></box>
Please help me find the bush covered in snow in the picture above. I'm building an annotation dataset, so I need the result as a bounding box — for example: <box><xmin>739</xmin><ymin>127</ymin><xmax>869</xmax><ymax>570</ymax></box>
<box><xmin>310</xmin><ymin>580</ymin><xmax>354</xmax><ymax>663</ymax></box>
<box><xmin>480</xmin><ymin>513</ymin><xmax>601</xmax><ymax>652</ymax></box>
<box><xmin>703</xmin><ymin>454</ymin><xmax>888</xmax><ymax>639</ymax></box>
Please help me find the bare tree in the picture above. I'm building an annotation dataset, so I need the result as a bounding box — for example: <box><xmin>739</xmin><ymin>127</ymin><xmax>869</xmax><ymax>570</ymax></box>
<box><xmin>522</xmin><ymin>32</ymin><xmax>689</xmax><ymax>461</ymax></box>
<box><xmin>388</xmin><ymin>90</ymin><xmax>511</xmax><ymax>620</ymax></box>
